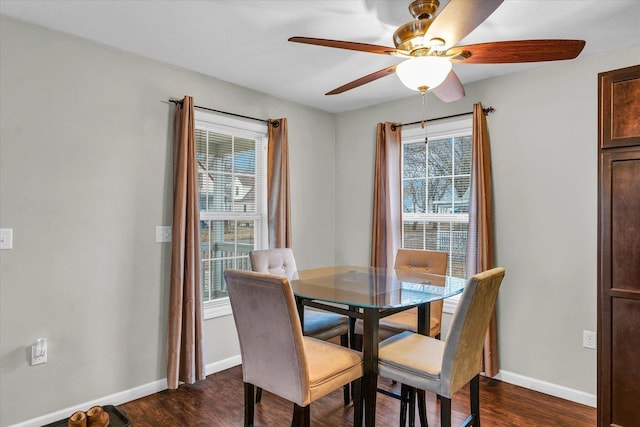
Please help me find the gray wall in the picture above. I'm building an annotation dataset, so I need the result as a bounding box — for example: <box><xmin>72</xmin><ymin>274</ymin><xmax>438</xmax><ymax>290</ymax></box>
<box><xmin>0</xmin><ymin>16</ymin><xmax>335</xmax><ymax>426</ymax></box>
<box><xmin>3</xmin><ymin>10</ymin><xmax>640</xmax><ymax>427</ymax></box>
<box><xmin>334</xmin><ymin>44</ymin><xmax>640</xmax><ymax>398</ymax></box>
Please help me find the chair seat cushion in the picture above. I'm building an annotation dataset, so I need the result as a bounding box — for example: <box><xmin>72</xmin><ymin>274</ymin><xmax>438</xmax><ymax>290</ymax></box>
<box><xmin>303</xmin><ymin>308</ymin><xmax>349</xmax><ymax>341</ymax></box>
<box><xmin>378</xmin><ymin>331</ymin><xmax>445</xmax><ymax>395</ymax></box>
<box><xmin>354</xmin><ymin>308</ymin><xmax>440</xmax><ymax>340</ymax></box>
<box><xmin>303</xmin><ymin>337</ymin><xmax>363</xmax><ymax>404</ymax></box>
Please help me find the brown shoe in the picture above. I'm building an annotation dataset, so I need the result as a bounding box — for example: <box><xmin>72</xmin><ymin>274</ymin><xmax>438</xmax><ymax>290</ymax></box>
<box><xmin>86</xmin><ymin>406</ymin><xmax>110</xmax><ymax>427</ymax></box>
<box><xmin>68</xmin><ymin>411</ymin><xmax>86</xmax><ymax>427</ymax></box>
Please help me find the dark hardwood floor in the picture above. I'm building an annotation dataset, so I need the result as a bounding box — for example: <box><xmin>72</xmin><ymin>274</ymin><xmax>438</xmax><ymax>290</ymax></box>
<box><xmin>118</xmin><ymin>365</ymin><xmax>595</xmax><ymax>426</ymax></box>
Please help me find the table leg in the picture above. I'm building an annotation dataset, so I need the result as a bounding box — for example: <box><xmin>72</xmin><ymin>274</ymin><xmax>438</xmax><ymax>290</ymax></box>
<box><xmin>362</xmin><ymin>308</ymin><xmax>379</xmax><ymax>427</ymax></box>
<box><xmin>295</xmin><ymin>297</ymin><xmax>305</xmax><ymax>331</ymax></box>
<box><xmin>417</xmin><ymin>302</ymin><xmax>431</xmax><ymax>336</ymax></box>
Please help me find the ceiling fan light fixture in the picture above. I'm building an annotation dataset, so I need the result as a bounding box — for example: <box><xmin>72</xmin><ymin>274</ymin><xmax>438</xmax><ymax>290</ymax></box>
<box><xmin>396</xmin><ymin>56</ymin><xmax>452</xmax><ymax>92</ymax></box>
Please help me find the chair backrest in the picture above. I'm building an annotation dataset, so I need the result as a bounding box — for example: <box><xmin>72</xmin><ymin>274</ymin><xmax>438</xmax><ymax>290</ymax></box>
<box><xmin>250</xmin><ymin>248</ymin><xmax>298</xmax><ymax>280</ymax></box>
<box><xmin>394</xmin><ymin>249</ymin><xmax>448</xmax><ymax>274</ymax></box>
<box><xmin>224</xmin><ymin>269</ymin><xmax>309</xmax><ymax>405</ymax></box>
<box><xmin>441</xmin><ymin>267</ymin><xmax>506</xmax><ymax>397</ymax></box>
<box><xmin>395</xmin><ymin>249</ymin><xmax>448</xmax><ymax>331</ymax></box>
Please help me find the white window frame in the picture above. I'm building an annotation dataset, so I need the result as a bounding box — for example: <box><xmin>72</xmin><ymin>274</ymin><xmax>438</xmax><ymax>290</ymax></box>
<box><xmin>194</xmin><ymin>110</ymin><xmax>268</xmax><ymax>319</ymax></box>
<box><xmin>401</xmin><ymin>117</ymin><xmax>472</xmax><ymax>313</ymax></box>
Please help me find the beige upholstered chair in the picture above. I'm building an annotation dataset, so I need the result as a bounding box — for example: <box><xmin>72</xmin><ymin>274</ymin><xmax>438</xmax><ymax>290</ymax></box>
<box><xmin>249</xmin><ymin>248</ymin><xmax>351</xmax><ymax>404</ymax></box>
<box><xmin>224</xmin><ymin>269</ymin><xmax>363</xmax><ymax>427</ymax></box>
<box><xmin>353</xmin><ymin>249</ymin><xmax>448</xmax><ymax>350</ymax></box>
<box><xmin>250</xmin><ymin>248</ymin><xmax>350</xmax><ymax>341</ymax></box>
<box><xmin>378</xmin><ymin>267</ymin><xmax>506</xmax><ymax>427</ymax></box>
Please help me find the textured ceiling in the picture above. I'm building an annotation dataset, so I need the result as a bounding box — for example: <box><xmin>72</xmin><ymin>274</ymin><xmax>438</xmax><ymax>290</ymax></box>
<box><xmin>1</xmin><ymin>0</ymin><xmax>639</xmax><ymax>113</ymax></box>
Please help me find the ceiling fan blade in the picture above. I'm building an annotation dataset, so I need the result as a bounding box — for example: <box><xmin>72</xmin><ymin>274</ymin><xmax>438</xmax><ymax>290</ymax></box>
<box><xmin>426</xmin><ymin>0</ymin><xmax>504</xmax><ymax>49</ymax></box>
<box><xmin>431</xmin><ymin>70</ymin><xmax>465</xmax><ymax>103</ymax></box>
<box><xmin>289</xmin><ymin>37</ymin><xmax>405</xmax><ymax>56</ymax></box>
<box><xmin>448</xmin><ymin>39</ymin><xmax>586</xmax><ymax>64</ymax></box>
<box><xmin>326</xmin><ymin>65</ymin><xmax>398</xmax><ymax>95</ymax></box>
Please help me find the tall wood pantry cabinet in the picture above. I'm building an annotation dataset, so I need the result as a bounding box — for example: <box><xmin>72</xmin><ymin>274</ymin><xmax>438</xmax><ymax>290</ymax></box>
<box><xmin>597</xmin><ymin>64</ymin><xmax>640</xmax><ymax>427</ymax></box>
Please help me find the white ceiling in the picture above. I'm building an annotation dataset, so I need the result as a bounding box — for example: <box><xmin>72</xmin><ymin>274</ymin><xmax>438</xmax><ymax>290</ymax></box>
<box><xmin>1</xmin><ymin>0</ymin><xmax>639</xmax><ymax>113</ymax></box>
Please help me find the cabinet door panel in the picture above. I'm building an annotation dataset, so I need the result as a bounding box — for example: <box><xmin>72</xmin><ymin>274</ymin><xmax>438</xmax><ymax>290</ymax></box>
<box><xmin>599</xmin><ymin>65</ymin><xmax>640</xmax><ymax>149</ymax></box>
<box><xmin>611</xmin><ymin>298</ymin><xmax>640</xmax><ymax>426</ymax></box>
<box><xmin>611</xmin><ymin>158</ymin><xmax>640</xmax><ymax>291</ymax></box>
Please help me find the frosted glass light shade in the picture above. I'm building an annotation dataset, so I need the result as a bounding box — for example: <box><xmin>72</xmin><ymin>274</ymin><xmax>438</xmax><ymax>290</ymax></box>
<box><xmin>396</xmin><ymin>56</ymin><xmax>452</xmax><ymax>91</ymax></box>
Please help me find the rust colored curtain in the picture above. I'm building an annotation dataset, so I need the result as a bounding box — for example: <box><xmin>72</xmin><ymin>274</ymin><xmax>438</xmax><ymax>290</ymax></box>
<box><xmin>167</xmin><ymin>96</ymin><xmax>206</xmax><ymax>389</ymax></box>
<box><xmin>267</xmin><ymin>118</ymin><xmax>291</xmax><ymax>249</ymax></box>
<box><xmin>371</xmin><ymin>122</ymin><xmax>402</xmax><ymax>268</ymax></box>
<box><xmin>466</xmin><ymin>102</ymin><xmax>499</xmax><ymax>376</ymax></box>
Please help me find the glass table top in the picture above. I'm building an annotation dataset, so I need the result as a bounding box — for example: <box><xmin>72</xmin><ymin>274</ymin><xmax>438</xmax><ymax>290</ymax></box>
<box><xmin>290</xmin><ymin>265</ymin><xmax>466</xmax><ymax>309</ymax></box>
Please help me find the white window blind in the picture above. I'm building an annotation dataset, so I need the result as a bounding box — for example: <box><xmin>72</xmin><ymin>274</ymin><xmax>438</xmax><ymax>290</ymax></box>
<box><xmin>195</xmin><ymin>110</ymin><xmax>267</xmax><ymax>318</ymax></box>
<box><xmin>401</xmin><ymin>118</ymin><xmax>472</xmax><ymax>279</ymax></box>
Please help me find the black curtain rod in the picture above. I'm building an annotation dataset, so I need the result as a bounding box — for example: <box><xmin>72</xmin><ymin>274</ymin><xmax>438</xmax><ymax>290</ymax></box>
<box><xmin>391</xmin><ymin>106</ymin><xmax>495</xmax><ymax>131</ymax></box>
<box><xmin>168</xmin><ymin>99</ymin><xmax>279</xmax><ymax>127</ymax></box>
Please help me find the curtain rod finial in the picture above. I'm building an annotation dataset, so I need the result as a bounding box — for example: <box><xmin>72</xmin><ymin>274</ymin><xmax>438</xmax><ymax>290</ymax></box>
<box><xmin>483</xmin><ymin>106</ymin><xmax>495</xmax><ymax>116</ymax></box>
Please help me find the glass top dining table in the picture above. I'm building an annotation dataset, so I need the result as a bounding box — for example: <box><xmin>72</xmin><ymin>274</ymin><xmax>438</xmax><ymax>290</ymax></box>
<box><xmin>290</xmin><ymin>265</ymin><xmax>466</xmax><ymax>427</ymax></box>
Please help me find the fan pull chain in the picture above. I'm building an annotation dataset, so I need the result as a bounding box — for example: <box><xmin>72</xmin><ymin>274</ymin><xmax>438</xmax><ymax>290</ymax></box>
<box><xmin>421</xmin><ymin>89</ymin><xmax>428</xmax><ymax>144</ymax></box>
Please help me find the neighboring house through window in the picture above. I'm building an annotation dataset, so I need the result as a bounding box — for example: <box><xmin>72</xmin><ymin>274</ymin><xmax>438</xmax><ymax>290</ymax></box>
<box><xmin>195</xmin><ymin>110</ymin><xmax>268</xmax><ymax>318</ymax></box>
<box><xmin>401</xmin><ymin>118</ymin><xmax>472</xmax><ymax>311</ymax></box>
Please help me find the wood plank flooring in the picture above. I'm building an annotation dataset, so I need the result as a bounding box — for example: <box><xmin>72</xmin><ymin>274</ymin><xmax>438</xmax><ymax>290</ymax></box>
<box><xmin>118</xmin><ymin>365</ymin><xmax>595</xmax><ymax>426</ymax></box>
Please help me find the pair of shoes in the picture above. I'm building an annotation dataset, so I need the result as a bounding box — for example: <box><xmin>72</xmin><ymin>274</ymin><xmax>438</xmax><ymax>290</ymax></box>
<box><xmin>68</xmin><ymin>406</ymin><xmax>110</xmax><ymax>427</ymax></box>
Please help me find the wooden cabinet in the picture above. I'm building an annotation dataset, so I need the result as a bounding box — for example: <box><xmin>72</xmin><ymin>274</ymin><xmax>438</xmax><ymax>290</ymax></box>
<box><xmin>598</xmin><ymin>64</ymin><xmax>640</xmax><ymax>427</ymax></box>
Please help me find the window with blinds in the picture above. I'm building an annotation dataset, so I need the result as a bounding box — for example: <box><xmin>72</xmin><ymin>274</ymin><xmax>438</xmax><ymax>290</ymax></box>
<box><xmin>195</xmin><ymin>110</ymin><xmax>267</xmax><ymax>314</ymax></box>
<box><xmin>401</xmin><ymin>118</ymin><xmax>472</xmax><ymax>279</ymax></box>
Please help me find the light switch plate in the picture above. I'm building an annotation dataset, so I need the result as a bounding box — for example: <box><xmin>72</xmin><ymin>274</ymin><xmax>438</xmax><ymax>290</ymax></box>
<box><xmin>0</xmin><ymin>228</ymin><xmax>13</xmax><ymax>250</ymax></box>
<box><xmin>155</xmin><ymin>226</ymin><xmax>172</xmax><ymax>243</ymax></box>
<box><xmin>31</xmin><ymin>338</ymin><xmax>47</xmax><ymax>365</ymax></box>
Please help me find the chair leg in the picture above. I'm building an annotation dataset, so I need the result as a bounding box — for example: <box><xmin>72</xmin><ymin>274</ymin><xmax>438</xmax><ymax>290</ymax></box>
<box><xmin>470</xmin><ymin>374</ymin><xmax>480</xmax><ymax>427</ymax></box>
<box><xmin>341</xmin><ymin>333</ymin><xmax>351</xmax><ymax>405</ymax></box>
<box><xmin>352</xmin><ymin>377</ymin><xmax>363</xmax><ymax>427</ymax></box>
<box><xmin>351</xmin><ymin>332</ymin><xmax>363</xmax><ymax>351</ymax></box>
<box><xmin>400</xmin><ymin>384</ymin><xmax>410</xmax><ymax>427</ymax></box>
<box><xmin>440</xmin><ymin>396</ymin><xmax>452</xmax><ymax>427</ymax></box>
<box><xmin>292</xmin><ymin>403</ymin><xmax>310</xmax><ymax>427</ymax></box>
<box><xmin>244</xmin><ymin>382</ymin><xmax>255</xmax><ymax>427</ymax></box>
<box><xmin>408</xmin><ymin>387</ymin><xmax>416</xmax><ymax>427</ymax></box>
<box><xmin>417</xmin><ymin>389</ymin><xmax>428</xmax><ymax>427</ymax></box>
<box><xmin>255</xmin><ymin>387</ymin><xmax>262</xmax><ymax>403</ymax></box>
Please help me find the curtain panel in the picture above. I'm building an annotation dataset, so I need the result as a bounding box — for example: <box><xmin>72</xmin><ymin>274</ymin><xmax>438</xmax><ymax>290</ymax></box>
<box><xmin>167</xmin><ymin>96</ymin><xmax>206</xmax><ymax>389</ymax></box>
<box><xmin>466</xmin><ymin>102</ymin><xmax>499</xmax><ymax>376</ymax></box>
<box><xmin>267</xmin><ymin>118</ymin><xmax>291</xmax><ymax>249</ymax></box>
<box><xmin>371</xmin><ymin>122</ymin><xmax>402</xmax><ymax>268</ymax></box>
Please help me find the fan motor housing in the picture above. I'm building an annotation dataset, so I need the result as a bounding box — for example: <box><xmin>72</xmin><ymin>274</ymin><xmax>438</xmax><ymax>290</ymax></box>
<box><xmin>393</xmin><ymin>19</ymin><xmax>433</xmax><ymax>53</ymax></box>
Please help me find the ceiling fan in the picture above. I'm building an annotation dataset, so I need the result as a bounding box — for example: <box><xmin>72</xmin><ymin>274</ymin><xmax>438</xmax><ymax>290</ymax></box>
<box><xmin>289</xmin><ymin>0</ymin><xmax>585</xmax><ymax>102</ymax></box>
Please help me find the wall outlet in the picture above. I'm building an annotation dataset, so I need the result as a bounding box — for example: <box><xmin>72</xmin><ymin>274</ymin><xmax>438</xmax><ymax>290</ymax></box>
<box><xmin>583</xmin><ymin>330</ymin><xmax>596</xmax><ymax>350</ymax></box>
<box><xmin>31</xmin><ymin>338</ymin><xmax>47</xmax><ymax>365</ymax></box>
<box><xmin>0</xmin><ymin>228</ymin><xmax>13</xmax><ymax>250</ymax></box>
<box><xmin>155</xmin><ymin>226</ymin><xmax>172</xmax><ymax>243</ymax></box>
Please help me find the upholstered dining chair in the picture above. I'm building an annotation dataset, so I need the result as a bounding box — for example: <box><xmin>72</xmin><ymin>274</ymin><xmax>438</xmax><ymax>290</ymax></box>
<box><xmin>224</xmin><ymin>269</ymin><xmax>363</xmax><ymax>427</ymax></box>
<box><xmin>353</xmin><ymin>249</ymin><xmax>448</xmax><ymax>349</ymax></box>
<box><xmin>250</xmin><ymin>248</ymin><xmax>351</xmax><ymax>404</ymax></box>
<box><xmin>377</xmin><ymin>267</ymin><xmax>506</xmax><ymax>427</ymax></box>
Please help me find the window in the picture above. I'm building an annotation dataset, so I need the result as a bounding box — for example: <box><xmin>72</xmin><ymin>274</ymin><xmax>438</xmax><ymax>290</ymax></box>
<box><xmin>401</xmin><ymin>118</ymin><xmax>472</xmax><ymax>280</ymax></box>
<box><xmin>195</xmin><ymin>110</ymin><xmax>267</xmax><ymax>318</ymax></box>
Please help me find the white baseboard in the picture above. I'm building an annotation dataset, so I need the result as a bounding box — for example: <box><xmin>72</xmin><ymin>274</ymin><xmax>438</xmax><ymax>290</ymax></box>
<box><xmin>10</xmin><ymin>355</ymin><xmax>242</xmax><ymax>427</ymax></box>
<box><xmin>494</xmin><ymin>369</ymin><xmax>596</xmax><ymax>408</ymax></box>
<box><xmin>12</xmin><ymin>358</ymin><xmax>594</xmax><ymax>426</ymax></box>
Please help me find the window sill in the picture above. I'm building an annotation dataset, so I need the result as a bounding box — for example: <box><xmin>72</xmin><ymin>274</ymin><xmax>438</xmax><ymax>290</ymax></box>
<box><xmin>443</xmin><ymin>294</ymin><xmax>460</xmax><ymax>315</ymax></box>
<box><xmin>204</xmin><ymin>297</ymin><xmax>232</xmax><ymax>320</ymax></box>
